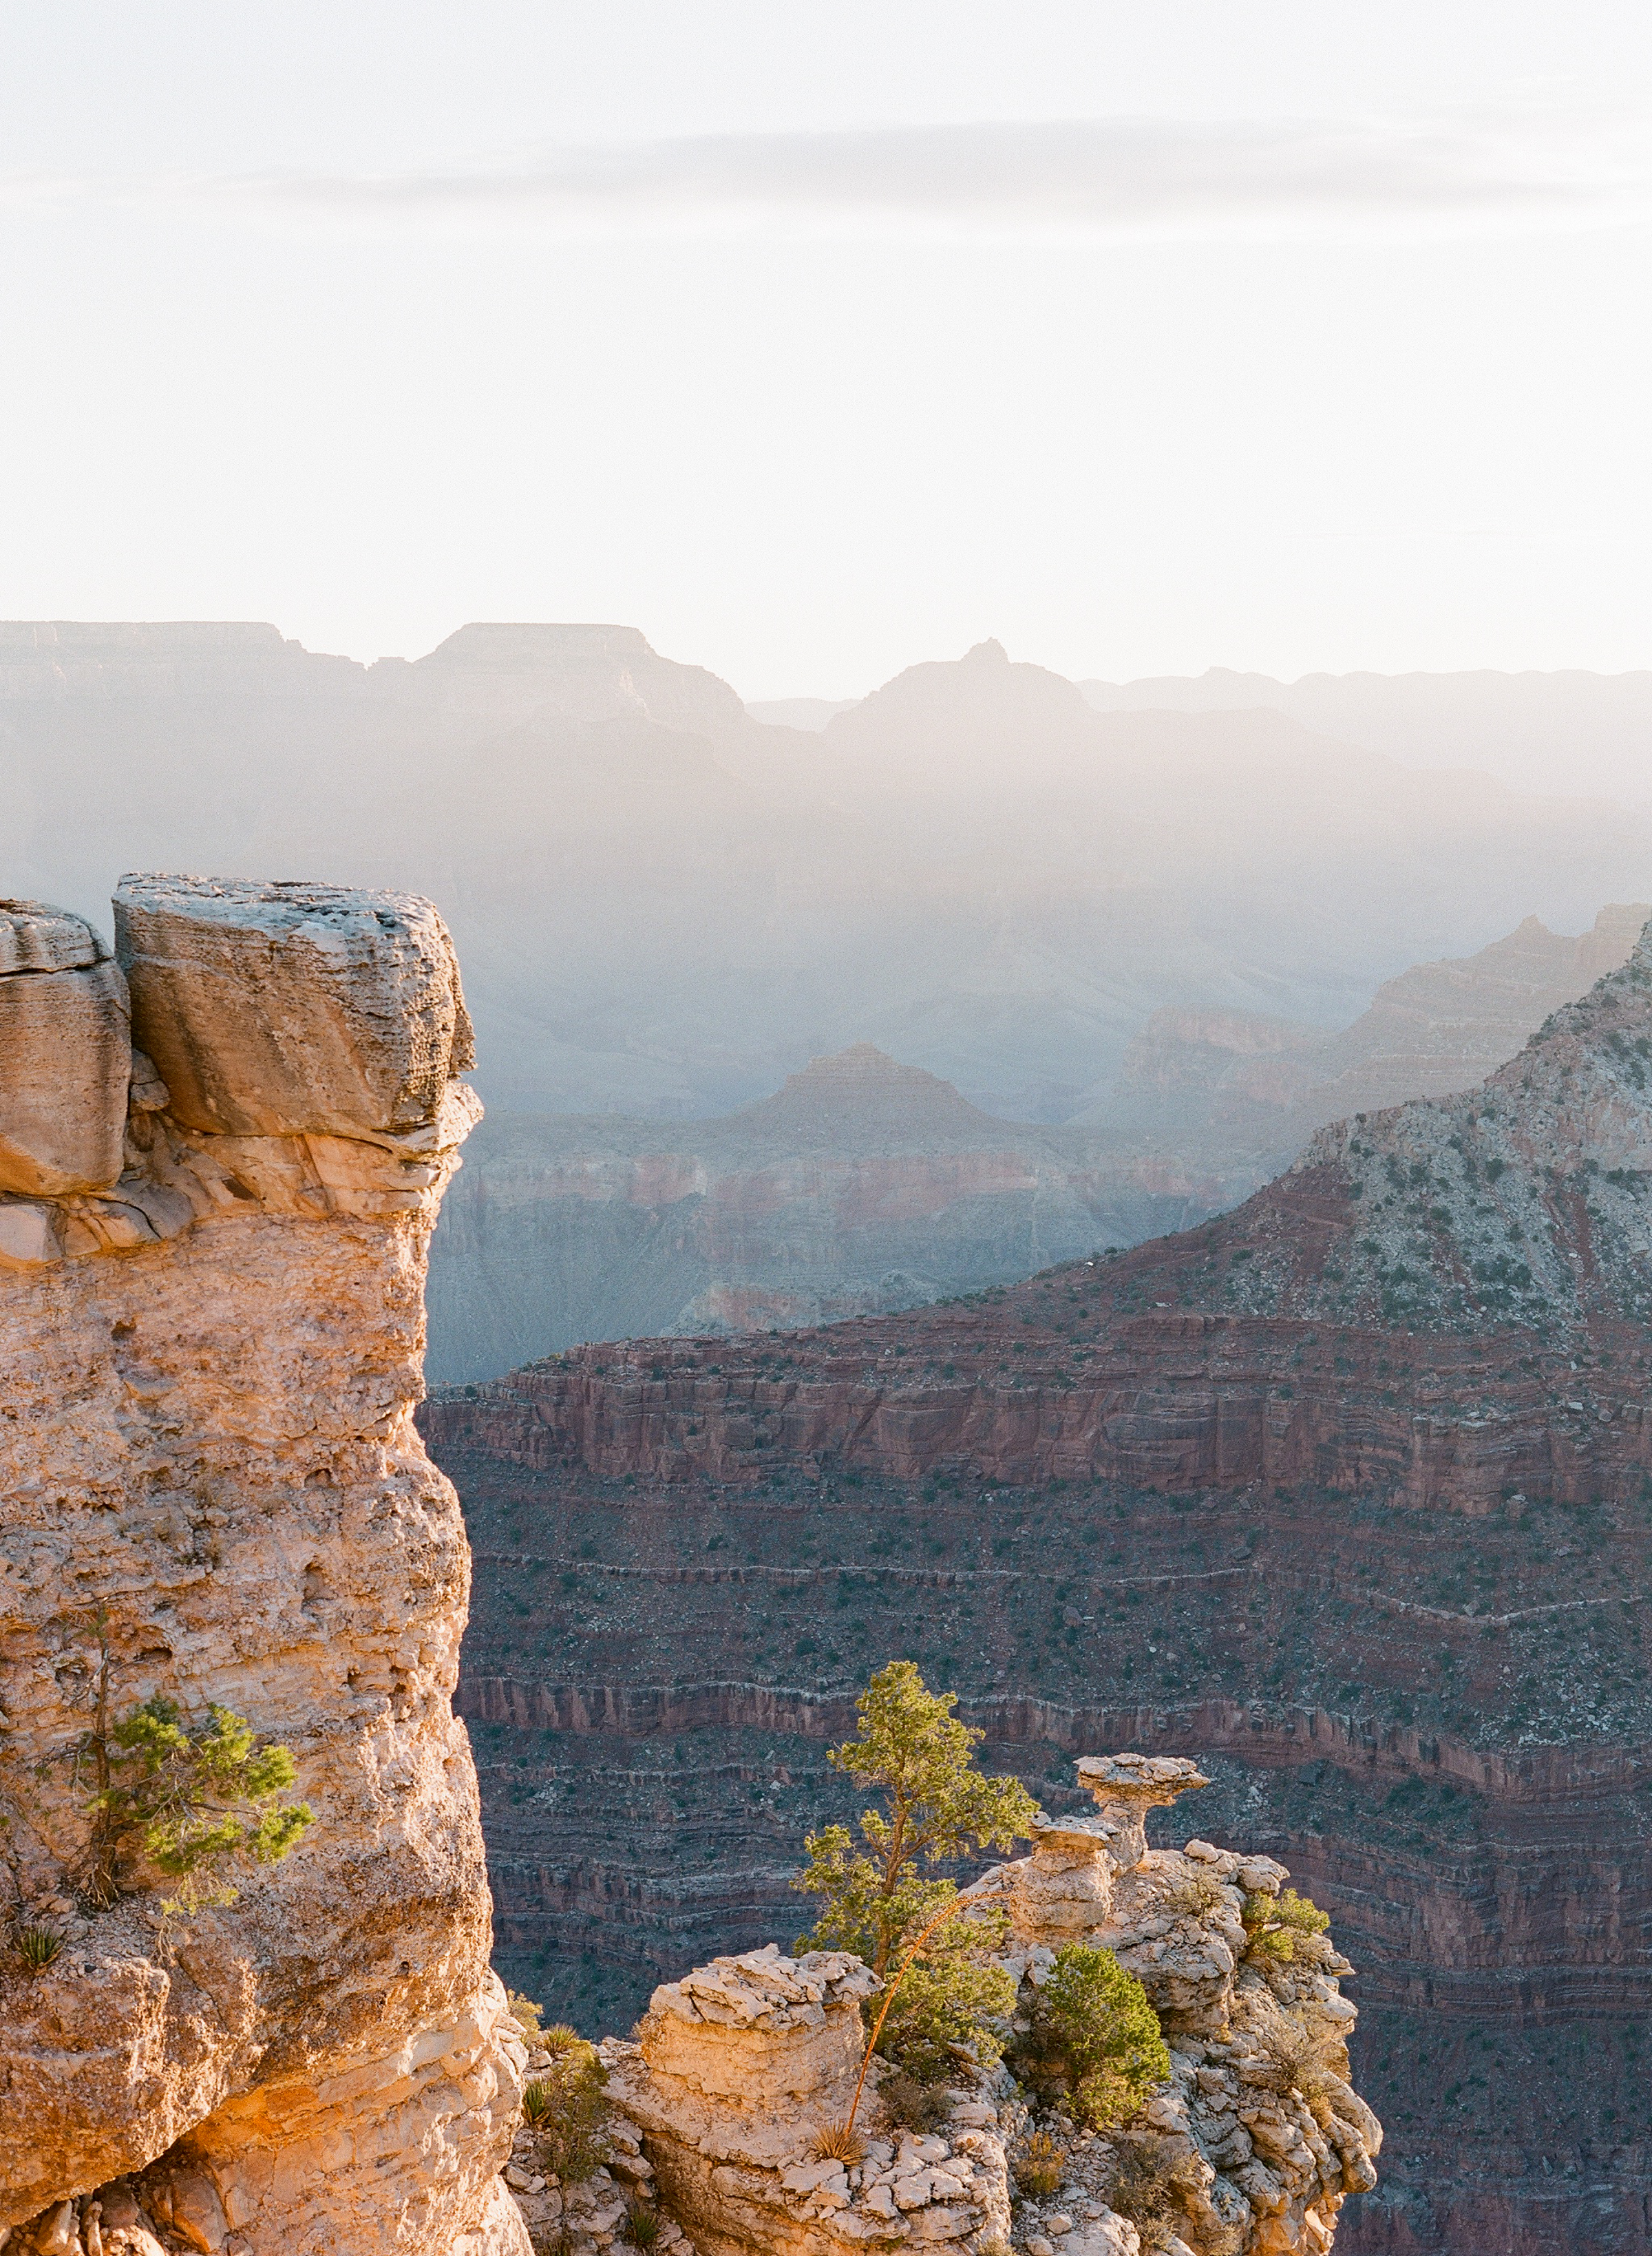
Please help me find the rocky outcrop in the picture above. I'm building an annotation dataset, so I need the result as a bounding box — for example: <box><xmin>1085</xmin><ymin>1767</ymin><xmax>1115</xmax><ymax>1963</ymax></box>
<box><xmin>0</xmin><ymin>882</ymin><xmax>522</xmax><ymax>2253</ymax></box>
<box><xmin>574</xmin><ymin>1756</ymin><xmax>1375</xmax><ymax>2256</ymax></box>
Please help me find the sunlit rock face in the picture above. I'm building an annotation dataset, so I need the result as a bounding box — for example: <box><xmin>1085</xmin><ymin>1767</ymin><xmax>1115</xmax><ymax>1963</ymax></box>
<box><xmin>0</xmin><ymin>877</ymin><xmax>525</xmax><ymax>2255</ymax></box>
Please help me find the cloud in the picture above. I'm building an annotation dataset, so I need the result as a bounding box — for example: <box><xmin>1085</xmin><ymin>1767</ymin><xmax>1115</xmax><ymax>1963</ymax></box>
<box><xmin>240</xmin><ymin>112</ymin><xmax>1652</xmax><ymax>242</ymax></box>
<box><xmin>7</xmin><ymin>112</ymin><xmax>1649</xmax><ymax>242</ymax></box>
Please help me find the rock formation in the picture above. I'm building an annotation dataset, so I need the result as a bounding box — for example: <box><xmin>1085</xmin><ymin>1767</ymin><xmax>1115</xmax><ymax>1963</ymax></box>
<box><xmin>517</xmin><ymin>1753</ymin><xmax>1376</xmax><ymax>2256</ymax></box>
<box><xmin>0</xmin><ymin>882</ymin><xmax>525</xmax><ymax>2253</ymax></box>
<box><xmin>423</xmin><ymin>918</ymin><xmax>1652</xmax><ymax>2253</ymax></box>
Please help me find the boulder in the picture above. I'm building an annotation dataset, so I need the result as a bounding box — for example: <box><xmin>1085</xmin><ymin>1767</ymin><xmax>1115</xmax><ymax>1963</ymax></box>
<box><xmin>0</xmin><ymin>900</ymin><xmax>129</xmax><ymax>1196</ymax></box>
<box><xmin>114</xmin><ymin>875</ymin><xmax>474</xmax><ymax>1141</ymax></box>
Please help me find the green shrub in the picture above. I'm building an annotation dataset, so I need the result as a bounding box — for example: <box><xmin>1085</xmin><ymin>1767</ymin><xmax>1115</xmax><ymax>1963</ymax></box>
<box><xmin>524</xmin><ymin>2025</ymin><xmax>609</xmax><ymax>2182</ymax></box>
<box><xmin>83</xmin><ymin>1694</ymin><xmax>313</xmax><ymax>1911</ymax></box>
<box><xmin>1012</xmin><ymin>1945</ymin><xmax>1170</xmax><ymax>2129</ymax></box>
<box><xmin>1241</xmin><ymin>1886</ymin><xmax>1331</xmax><ymax>1964</ymax></box>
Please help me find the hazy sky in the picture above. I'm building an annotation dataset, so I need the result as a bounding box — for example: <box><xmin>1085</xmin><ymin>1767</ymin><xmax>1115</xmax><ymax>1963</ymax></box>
<box><xmin>3</xmin><ymin>3</ymin><xmax>1650</xmax><ymax>695</ymax></box>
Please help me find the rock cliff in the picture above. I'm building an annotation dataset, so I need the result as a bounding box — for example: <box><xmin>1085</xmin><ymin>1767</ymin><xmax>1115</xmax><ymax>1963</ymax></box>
<box><xmin>423</xmin><ymin>918</ymin><xmax>1652</xmax><ymax>2253</ymax></box>
<box><xmin>505</xmin><ymin>1755</ymin><xmax>1375</xmax><ymax>2256</ymax></box>
<box><xmin>0</xmin><ymin>882</ymin><xmax>525</xmax><ymax>2253</ymax></box>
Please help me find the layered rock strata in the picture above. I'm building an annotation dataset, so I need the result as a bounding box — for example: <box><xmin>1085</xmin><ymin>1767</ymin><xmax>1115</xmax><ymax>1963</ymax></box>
<box><xmin>423</xmin><ymin>920</ymin><xmax>1652</xmax><ymax>2252</ymax></box>
<box><xmin>0</xmin><ymin>883</ymin><xmax>524</xmax><ymax>2253</ymax></box>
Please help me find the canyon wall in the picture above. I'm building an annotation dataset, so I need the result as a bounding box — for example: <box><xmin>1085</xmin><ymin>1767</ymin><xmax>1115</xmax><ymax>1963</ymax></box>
<box><xmin>423</xmin><ymin>918</ymin><xmax>1652</xmax><ymax>2253</ymax></box>
<box><xmin>0</xmin><ymin>882</ymin><xmax>526</xmax><ymax>2254</ymax></box>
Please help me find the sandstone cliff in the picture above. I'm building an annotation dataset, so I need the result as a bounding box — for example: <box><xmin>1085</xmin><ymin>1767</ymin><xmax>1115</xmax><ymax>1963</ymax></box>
<box><xmin>1</xmin><ymin>882</ymin><xmax>525</xmax><ymax>2254</ymax></box>
<box><xmin>423</xmin><ymin>918</ymin><xmax>1652</xmax><ymax>2253</ymax></box>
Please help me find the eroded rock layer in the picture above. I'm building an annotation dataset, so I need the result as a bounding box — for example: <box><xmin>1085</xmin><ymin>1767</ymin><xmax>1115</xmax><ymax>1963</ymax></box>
<box><xmin>1</xmin><ymin>882</ymin><xmax>525</xmax><ymax>2255</ymax></box>
<box><xmin>425</xmin><ymin>920</ymin><xmax>1652</xmax><ymax>2253</ymax></box>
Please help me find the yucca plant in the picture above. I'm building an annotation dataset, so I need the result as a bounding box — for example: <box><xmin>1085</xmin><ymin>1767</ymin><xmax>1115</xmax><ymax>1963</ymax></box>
<box><xmin>809</xmin><ymin>2121</ymin><xmax>867</xmax><ymax>2166</ymax></box>
<box><xmin>622</xmin><ymin>2198</ymin><xmax>660</xmax><ymax>2248</ymax></box>
<box><xmin>17</xmin><ymin>1924</ymin><xmax>64</xmax><ymax>1972</ymax></box>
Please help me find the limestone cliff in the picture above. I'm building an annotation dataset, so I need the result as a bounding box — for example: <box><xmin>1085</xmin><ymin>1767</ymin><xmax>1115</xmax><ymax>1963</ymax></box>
<box><xmin>0</xmin><ymin>882</ymin><xmax>526</xmax><ymax>2254</ymax></box>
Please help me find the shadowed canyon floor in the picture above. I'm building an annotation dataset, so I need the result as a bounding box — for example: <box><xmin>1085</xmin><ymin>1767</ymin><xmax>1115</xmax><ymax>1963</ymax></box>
<box><xmin>427</xmin><ymin>925</ymin><xmax>1652</xmax><ymax>2253</ymax></box>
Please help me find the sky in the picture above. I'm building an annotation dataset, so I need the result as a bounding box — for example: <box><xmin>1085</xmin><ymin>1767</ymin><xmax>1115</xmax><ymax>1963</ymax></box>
<box><xmin>2</xmin><ymin>3</ymin><xmax>1650</xmax><ymax>697</ymax></box>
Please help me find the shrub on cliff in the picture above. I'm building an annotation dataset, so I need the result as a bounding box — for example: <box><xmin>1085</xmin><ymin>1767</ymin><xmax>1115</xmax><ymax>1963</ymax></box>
<box><xmin>522</xmin><ymin>2023</ymin><xmax>610</xmax><ymax>2182</ymax></box>
<box><xmin>78</xmin><ymin>1694</ymin><xmax>315</xmax><ymax>1912</ymax></box>
<box><xmin>1241</xmin><ymin>1886</ymin><xmax>1331</xmax><ymax>1965</ymax></box>
<box><xmin>792</xmin><ymin>1660</ymin><xmax>1037</xmax><ymax>2078</ymax></box>
<box><xmin>1009</xmin><ymin>1943</ymin><xmax>1169</xmax><ymax>2129</ymax></box>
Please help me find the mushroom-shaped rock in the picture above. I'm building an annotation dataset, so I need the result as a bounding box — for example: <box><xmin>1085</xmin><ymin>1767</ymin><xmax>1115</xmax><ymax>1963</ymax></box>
<box><xmin>114</xmin><ymin>874</ymin><xmax>474</xmax><ymax>1142</ymax></box>
<box><xmin>1075</xmin><ymin>1754</ymin><xmax>1211</xmax><ymax>1870</ymax></box>
<box><xmin>0</xmin><ymin>900</ymin><xmax>130</xmax><ymax>1196</ymax></box>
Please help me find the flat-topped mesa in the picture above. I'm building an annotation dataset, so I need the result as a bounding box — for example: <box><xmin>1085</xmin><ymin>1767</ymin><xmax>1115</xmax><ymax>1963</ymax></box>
<box><xmin>0</xmin><ymin>878</ymin><xmax>525</xmax><ymax>2254</ymax></box>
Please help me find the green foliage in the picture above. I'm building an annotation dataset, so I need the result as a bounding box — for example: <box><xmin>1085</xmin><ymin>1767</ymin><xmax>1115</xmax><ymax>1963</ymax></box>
<box><xmin>524</xmin><ymin>2025</ymin><xmax>610</xmax><ymax>2182</ymax></box>
<box><xmin>1011</xmin><ymin>1945</ymin><xmax>1170</xmax><ymax>2129</ymax></box>
<box><xmin>83</xmin><ymin>1694</ymin><xmax>313</xmax><ymax>1910</ymax></box>
<box><xmin>793</xmin><ymin>1661</ymin><xmax>1039</xmax><ymax>1974</ymax></box>
<box><xmin>509</xmin><ymin>1988</ymin><xmax>546</xmax><ymax>2044</ymax></box>
<box><xmin>791</xmin><ymin>1661</ymin><xmax>1037</xmax><ymax>2077</ymax></box>
<box><xmin>1241</xmin><ymin>1886</ymin><xmax>1331</xmax><ymax>1965</ymax></box>
<box><xmin>16</xmin><ymin>1923</ymin><xmax>63</xmax><ymax>1972</ymax></box>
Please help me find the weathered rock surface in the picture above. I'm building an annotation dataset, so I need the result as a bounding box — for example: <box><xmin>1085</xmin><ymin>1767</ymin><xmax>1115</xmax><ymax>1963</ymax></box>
<box><xmin>0</xmin><ymin>902</ymin><xmax>131</xmax><ymax>1197</ymax></box>
<box><xmin>116</xmin><ymin>874</ymin><xmax>474</xmax><ymax>1141</ymax></box>
<box><xmin>581</xmin><ymin>1758</ymin><xmax>1374</xmax><ymax>2256</ymax></box>
<box><xmin>423</xmin><ymin>917</ymin><xmax>1652</xmax><ymax>2252</ymax></box>
<box><xmin>0</xmin><ymin>877</ymin><xmax>523</xmax><ymax>2254</ymax></box>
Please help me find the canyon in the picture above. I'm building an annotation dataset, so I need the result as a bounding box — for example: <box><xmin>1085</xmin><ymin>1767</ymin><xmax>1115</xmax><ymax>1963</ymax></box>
<box><xmin>424</xmin><ymin>916</ymin><xmax>1652</xmax><ymax>2253</ymax></box>
<box><xmin>428</xmin><ymin>906</ymin><xmax>1646</xmax><ymax>1382</ymax></box>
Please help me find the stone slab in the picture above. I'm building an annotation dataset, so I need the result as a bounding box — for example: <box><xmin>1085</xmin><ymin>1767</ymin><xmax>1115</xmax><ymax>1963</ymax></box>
<box><xmin>115</xmin><ymin>874</ymin><xmax>475</xmax><ymax>1139</ymax></box>
<box><xmin>0</xmin><ymin>902</ymin><xmax>129</xmax><ymax>1195</ymax></box>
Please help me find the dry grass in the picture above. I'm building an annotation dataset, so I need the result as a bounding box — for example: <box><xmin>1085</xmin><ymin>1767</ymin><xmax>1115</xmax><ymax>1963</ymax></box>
<box><xmin>1011</xmin><ymin>2128</ymin><xmax>1066</xmax><ymax>2198</ymax></box>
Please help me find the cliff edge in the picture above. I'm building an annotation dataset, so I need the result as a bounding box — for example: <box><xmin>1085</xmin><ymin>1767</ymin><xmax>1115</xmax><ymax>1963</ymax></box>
<box><xmin>0</xmin><ymin>881</ymin><xmax>527</xmax><ymax>2253</ymax></box>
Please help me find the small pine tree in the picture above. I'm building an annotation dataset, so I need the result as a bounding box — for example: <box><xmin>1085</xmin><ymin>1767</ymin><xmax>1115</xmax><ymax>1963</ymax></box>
<box><xmin>1241</xmin><ymin>1887</ymin><xmax>1331</xmax><ymax>1964</ymax></box>
<box><xmin>81</xmin><ymin>1694</ymin><xmax>313</xmax><ymax>1910</ymax></box>
<box><xmin>1014</xmin><ymin>1944</ymin><xmax>1170</xmax><ymax>2129</ymax></box>
<box><xmin>792</xmin><ymin>1660</ymin><xmax>1039</xmax><ymax>2077</ymax></box>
